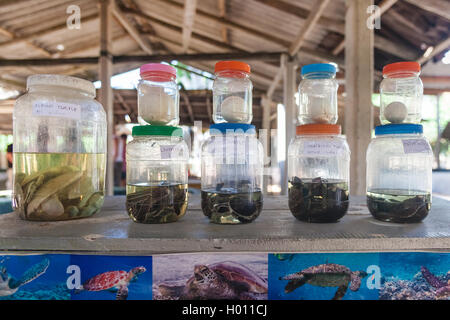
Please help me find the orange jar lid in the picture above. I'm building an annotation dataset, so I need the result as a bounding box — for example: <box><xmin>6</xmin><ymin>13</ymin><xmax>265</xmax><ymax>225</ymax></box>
<box><xmin>382</xmin><ymin>61</ymin><xmax>420</xmax><ymax>76</ymax></box>
<box><xmin>296</xmin><ymin>124</ymin><xmax>341</xmax><ymax>135</ymax></box>
<box><xmin>215</xmin><ymin>61</ymin><xmax>251</xmax><ymax>73</ymax></box>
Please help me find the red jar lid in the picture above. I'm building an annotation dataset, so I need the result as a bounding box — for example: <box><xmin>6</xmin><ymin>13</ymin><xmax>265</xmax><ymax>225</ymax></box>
<box><xmin>382</xmin><ymin>62</ymin><xmax>420</xmax><ymax>76</ymax></box>
<box><xmin>140</xmin><ymin>63</ymin><xmax>176</xmax><ymax>81</ymax></box>
<box><xmin>296</xmin><ymin>124</ymin><xmax>341</xmax><ymax>135</ymax></box>
<box><xmin>215</xmin><ymin>61</ymin><xmax>251</xmax><ymax>74</ymax></box>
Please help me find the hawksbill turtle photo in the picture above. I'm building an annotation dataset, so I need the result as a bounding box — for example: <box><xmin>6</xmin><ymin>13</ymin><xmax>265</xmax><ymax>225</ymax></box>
<box><xmin>75</xmin><ymin>266</ymin><xmax>146</xmax><ymax>300</ymax></box>
<box><xmin>279</xmin><ymin>263</ymin><xmax>368</xmax><ymax>300</ymax></box>
<box><xmin>157</xmin><ymin>261</ymin><xmax>268</xmax><ymax>300</ymax></box>
<box><xmin>0</xmin><ymin>258</ymin><xmax>50</xmax><ymax>297</ymax></box>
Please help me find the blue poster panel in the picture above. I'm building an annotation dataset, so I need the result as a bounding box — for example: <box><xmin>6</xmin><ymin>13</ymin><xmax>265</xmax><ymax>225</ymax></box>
<box><xmin>152</xmin><ymin>253</ymin><xmax>268</xmax><ymax>300</ymax></box>
<box><xmin>0</xmin><ymin>254</ymin><xmax>70</xmax><ymax>300</ymax></box>
<box><xmin>269</xmin><ymin>253</ymin><xmax>380</xmax><ymax>300</ymax></box>
<box><xmin>378</xmin><ymin>252</ymin><xmax>450</xmax><ymax>300</ymax></box>
<box><xmin>69</xmin><ymin>255</ymin><xmax>152</xmax><ymax>300</ymax></box>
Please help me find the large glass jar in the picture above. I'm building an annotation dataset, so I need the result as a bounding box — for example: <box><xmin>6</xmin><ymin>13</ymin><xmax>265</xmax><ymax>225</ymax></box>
<box><xmin>12</xmin><ymin>74</ymin><xmax>106</xmax><ymax>221</ymax></box>
<box><xmin>201</xmin><ymin>123</ymin><xmax>263</xmax><ymax>224</ymax></box>
<box><xmin>366</xmin><ymin>124</ymin><xmax>433</xmax><ymax>223</ymax></box>
<box><xmin>380</xmin><ymin>62</ymin><xmax>423</xmax><ymax>124</ymax></box>
<box><xmin>298</xmin><ymin>63</ymin><xmax>338</xmax><ymax>125</ymax></box>
<box><xmin>137</xmin><ymin>63</ymin><xmax>179</xmax><ymax>126</ymax></box>
<box><xmin>126</xmin><ymin>125</ymin><xmax>189</xmax><ymax>224</ymax></box>
<box><xmin>213</xmin><ymin>61</ymin><xmax>252</xmax><ymax>124</ymax></box>
<box><xmin>288</xmin><ymin>124</ymin><xmax>350</xmax><ymax>222</ymax></box>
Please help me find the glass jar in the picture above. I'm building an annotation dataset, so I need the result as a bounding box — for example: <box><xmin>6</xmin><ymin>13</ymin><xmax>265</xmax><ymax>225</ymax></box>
<box><xmin>201</xmin><ymin>123</ymin><xmax>263</xmax><ymax>224</ymax></box>
<box><xmin>126</xmin><ymin>125</ymin><xmax>189</xmax><ymax>224</ymax></box>
<box><xmin>380</xmin><ymin>62</ymin><xmax>423</xmax><ymax>124</ymax></box>
<box><xmin>288</xmin><ymin>124</ymin><xmax>350</xmax><ymax>222</ymax></box>
<box><xmin>12</xmin><ymin>74</ymin><xmax>106</xmax><ymax>221</ymax></box>
<box><xmin>137</xmin><ymin>63</ymin><xmax>179</xmax><ymax>126</ymax></box>
<box><xmin>366</xmin><ymin>124</ymin><xmax>433</xmax><ymax>223</ymax></box>
<box><xmin>298</xmin><ymin>63</ymin><xmax>338</xmax><ymax>125</ymax></box>
<box><xmin>213</xmin><ymin>61</ymin><xmax>252</xmax><ymax>124</ymax></box>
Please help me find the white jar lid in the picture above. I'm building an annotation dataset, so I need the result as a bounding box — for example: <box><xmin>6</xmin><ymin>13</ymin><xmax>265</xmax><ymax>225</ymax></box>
<box><xmin>27</xmin><ymin>74</ymin><xmax>95</xmax><ymax>96</ymax></box>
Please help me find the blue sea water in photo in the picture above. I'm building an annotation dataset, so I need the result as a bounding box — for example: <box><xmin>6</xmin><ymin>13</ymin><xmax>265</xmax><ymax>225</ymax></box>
<box><xmin>378</xmin><ymin>252</ymin><xmax>450</xmax><ymax>300</ymax></box>
<box><xmin>269</xmin><ymin>253</ymin><xmax>380</xmax><ymax>300</ymax></box>
<box><xmin>70</xmin><ymin>255</ymin><xmax>152</xmax><ymax>300</ymax></box>
<box><xmin>0</xmin><ymin>254</ymin><xmax>70</xmax><ymax>300</ymax></box>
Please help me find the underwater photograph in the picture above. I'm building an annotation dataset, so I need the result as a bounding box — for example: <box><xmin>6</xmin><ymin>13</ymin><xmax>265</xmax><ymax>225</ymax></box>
<box><xmin>269</xmin><ymin>253</ymin><xmax>380</xmax><ymax>300</ymax></box>
<box><xmin>378</xmin><ymin>252</ymin><xmax>450</xmax><ymax>300</ymax></box>
<box><xmin>0</xmin><ymin>254</ymin><xmax>70</xmax><ymax>300</ymax></box>
<box><xmin>70</xmin><ymin>255</ymin><xmax>152</xmax><ymax>300</ymax></box>
<box><xmin>152</xmin><ymin>253</ymin><xmax>268</xmax><ymax>300</ymax></box>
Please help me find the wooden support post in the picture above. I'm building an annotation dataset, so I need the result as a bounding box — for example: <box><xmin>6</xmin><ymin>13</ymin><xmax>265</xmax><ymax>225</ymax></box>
<box><xmin>282</xmin><ymin>54</ymin><xmax>297</xmax><ymax>195</ymax></box>
<box><xmin>345</xmin><ymin>0</ymin><xmax>374</xmax><ymax>195</ymax></box>
<box><xmin>182</xmin><ymin>0</ymin><xmax>198</xmax><ymax>52</ymax></box>
<box><xmin>99</xmin><ymin>0</ymin><xmax>114</xmax><ymax>196</ymax></box>
<box><xmin>261</xmin><ymin>94</ymin><xmax>272</xmax><ymax>195</ymax></box>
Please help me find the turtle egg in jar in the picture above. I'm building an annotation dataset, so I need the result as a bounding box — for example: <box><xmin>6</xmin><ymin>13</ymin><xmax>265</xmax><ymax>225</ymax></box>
<box><xmin>213</xmin><ymin>61</ymin><xmax>253</xmax><ymax>124</ymax></box>
<box><xmin>137</xmin><ymin>63</ymin><xmax>179</xmax><ymax>126</ymax></box>
<box><xmin>383</xmin><ymin>101</ymin><xmax>407</xmax><ymax>124</ymax></box>
<box><xmin>220</xmin><ymin>95</ymin><xmax>247</xmax><ymax>123</ymax></box>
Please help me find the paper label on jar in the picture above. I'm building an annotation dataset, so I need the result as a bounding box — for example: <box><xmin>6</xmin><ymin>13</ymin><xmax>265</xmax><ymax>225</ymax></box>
<box><xmin>303</xmin><ymin>141</ymin><xmax>346</xmax><ymax>156</ymax></box>
<box><xmin>402</xmin><ymin>139</ymin><xmax>431</xmax><ymax>154</ymax></box>
<box><xmin>32</xmin><ymin>101</ymin><xmax>81</xmax><ymax>120</ymax></box>
<box><xmin>160</xmin><ymin>145</ymin><xmax>175</xmax><ymax>159</ymax></box>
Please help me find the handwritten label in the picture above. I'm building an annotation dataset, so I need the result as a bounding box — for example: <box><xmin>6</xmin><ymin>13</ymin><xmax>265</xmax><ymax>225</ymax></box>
<box><xmin>160</xmin><ymin>145</ymin><xmax>175</xmax><ymax>159</ymax></box>
<box><xmin>402</xmin><ymin>139</ymin><xmax>431</xmax><ymax>154</ymax></box>
<box><xmin>32</xmin><ymin>101</ymin><xmax>81</xmax><ymax>120</ymax></box>
<box><xmin>303</xmin><ymin>141</ymin><xmax>347</xmax><ymax>156</ymax></box>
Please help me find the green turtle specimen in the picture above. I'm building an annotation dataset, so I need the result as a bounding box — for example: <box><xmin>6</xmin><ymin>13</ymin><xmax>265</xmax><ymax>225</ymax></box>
<box><xmin>158</xmin><ymin>261</ymin><xmax>268</xmax><ymax>300</ymax></box>
<box><xmin>0</xmin><ymin>258</ymin><xmax>50</xmax><ymax>297</ymax></box>
<box><xmin>280</xmin><ymin>263</ymin><xmax>368</xmax><ymax>300</ymax></box>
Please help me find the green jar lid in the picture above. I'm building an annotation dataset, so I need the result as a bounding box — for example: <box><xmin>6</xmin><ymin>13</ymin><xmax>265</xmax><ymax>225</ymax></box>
<box><xmin>132</xmin><ymin>125</ymin><xmax>183</xmax><ymax>137</ymax></box>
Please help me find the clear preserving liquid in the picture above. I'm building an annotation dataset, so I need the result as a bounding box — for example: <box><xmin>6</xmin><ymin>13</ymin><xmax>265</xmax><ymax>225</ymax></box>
<box><xmin>201</xmin><ymin>188</ymin><xmax>263</xmax><ymax>224</ymax></box>
<box><xmin>288</xmin><ymin>177</ymin><xmax>349</xmax><ymax>223</ymax></box>
<box><xmin>367</xmin><ymin>189</ymin><xmax>431</xmax><ymax>223</ymax></box>
<box><xmin>13</xmin><ymin>152</ymin><xmax>105</xmax><ymax>221</ymax></box>
<box><xmin>126</xmin><ymin>183</ymin><xmax>188</xmax><ymax>223</ymax></box>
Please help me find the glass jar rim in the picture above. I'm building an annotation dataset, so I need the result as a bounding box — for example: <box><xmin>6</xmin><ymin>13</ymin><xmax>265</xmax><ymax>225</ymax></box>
<box><xmin>27</xmin><ymin>74</ymin><xmax>95</xmax><ymax>96</ymax></box>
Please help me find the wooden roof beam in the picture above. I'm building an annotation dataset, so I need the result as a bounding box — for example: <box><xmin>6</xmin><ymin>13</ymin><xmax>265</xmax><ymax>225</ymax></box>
<box><xmin>0</xmin><ymin>25</ymin><xmax>52</xmax><ymax>57</ymax></box>
<box><xmin>332</xmin><ymin>0</ymin><xmax>398</xmax><ymax>56</ymax></box>
<box><xmin>404</xmin><ymin>0</ymin><xmax>450</xmax><ymax>21</ymax></box>
<box><xmin>267</xmin><ymin>0</ymin><xmax>331</xmax><ymax>99</ymax></box>
<box><xmin>181</xmin><ymin>0</ymin><xmax>198</xmax><ymax>52</ymax></box>
<box><xmin>111</xmin><ymin>1</ymin><xmax>153</xmax><ymax>54</ymax></box>
<box><xmin>417</xmin><ymin>37</ymin><xmax>450</xmax><ymax>65</ymax></box>
<box><xmin>218</xmin><ymin>0</ymin><xmax>229</xmax><ymax>44</ymax></box>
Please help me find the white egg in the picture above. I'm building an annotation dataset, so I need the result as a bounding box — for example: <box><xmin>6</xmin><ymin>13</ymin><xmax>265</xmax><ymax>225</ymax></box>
<box><xmin>139</xmin><ymin>86</ymin><xmax>175</xmax><ymax>125</ymax></box>
<box><xmin>384</xmin><ymin>101</ymin><xmax>407</xmax><ymax>124</ymax></box>
<box><xmin>220</xmin><ymin>96</ymin><xmax>247</xmax><ymax>123</ymax></box>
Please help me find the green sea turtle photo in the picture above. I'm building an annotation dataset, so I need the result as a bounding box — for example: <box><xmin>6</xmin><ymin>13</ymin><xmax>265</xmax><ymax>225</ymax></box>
<box><xmin>280</xmin><ymin>263</ymin><xmax>368</xmax><ymax>300</ymax></box>
<box><xmin>0</xmin><ymin>258</ymin><xmax>50</xmax><ymax>297</ymax></box>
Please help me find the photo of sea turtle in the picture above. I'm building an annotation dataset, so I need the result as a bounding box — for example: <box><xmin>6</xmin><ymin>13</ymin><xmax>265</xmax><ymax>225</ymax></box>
<box><xmin>269</xmin><ymin>253</ymin><xmax>379</xmax><ymax>300</ymax></box>
<box><xmin>70</xmin><ymin>255</ymin><xmax>152</xmax><ymax>300</ymax></box>
<box><xmin>0</xmin><ymin>258</ymin><xmax>49</xmax><ymax>297</ymax></box>
<box><xmin>279</xmin><ymin>263</ymin><xmax>368</xmax><ymax>300</ymax></box>
<box><xmin>75</xmin><ymin>266</ymin><xmax>146</xmax><ymax>300</ymax></box>
<box><xmin>0</xmin><ymin>255</ymin><xmax>70</xmax><ymax>300</ymax></box>
<box><xmin>153</xmin><ymin>254</ymin><xmax>268</xmax><ymax>300</ymax></box>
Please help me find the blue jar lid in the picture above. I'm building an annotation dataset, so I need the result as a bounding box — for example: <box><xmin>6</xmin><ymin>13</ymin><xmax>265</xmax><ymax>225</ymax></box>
<box><xmin>375</xmin><ymin>124</ymin><xmax>423</xmax><ymax>136</ymax></box>
<box><xmin>210</xmin><ymin>123</ymin><xmax>255</xmax><ymax>134</ymax></box>
<box><xmin>301</xmin><ymin>63</ymin><xmax>336</xmax><ymax>77</ymax></box>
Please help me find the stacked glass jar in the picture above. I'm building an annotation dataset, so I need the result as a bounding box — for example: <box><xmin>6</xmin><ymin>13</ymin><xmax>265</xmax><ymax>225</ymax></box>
<box><xmin>201</xmin><ymin>61</ymin><xmax>264</xmax><ymax>224</ymax></box>
<box><xmin>288</xmin><ymin>63</ymin><xmax>350</xmax><ymax>223</ymax></box>
<box><xmin>366</xmin><ymin>62</ymin><xmax>433</xmax><ymax>223</ymax></box>
<box><xmin>126</xmin><ymin>63</ymin><xmax>189</xmax><ymax>224</ymax></box>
